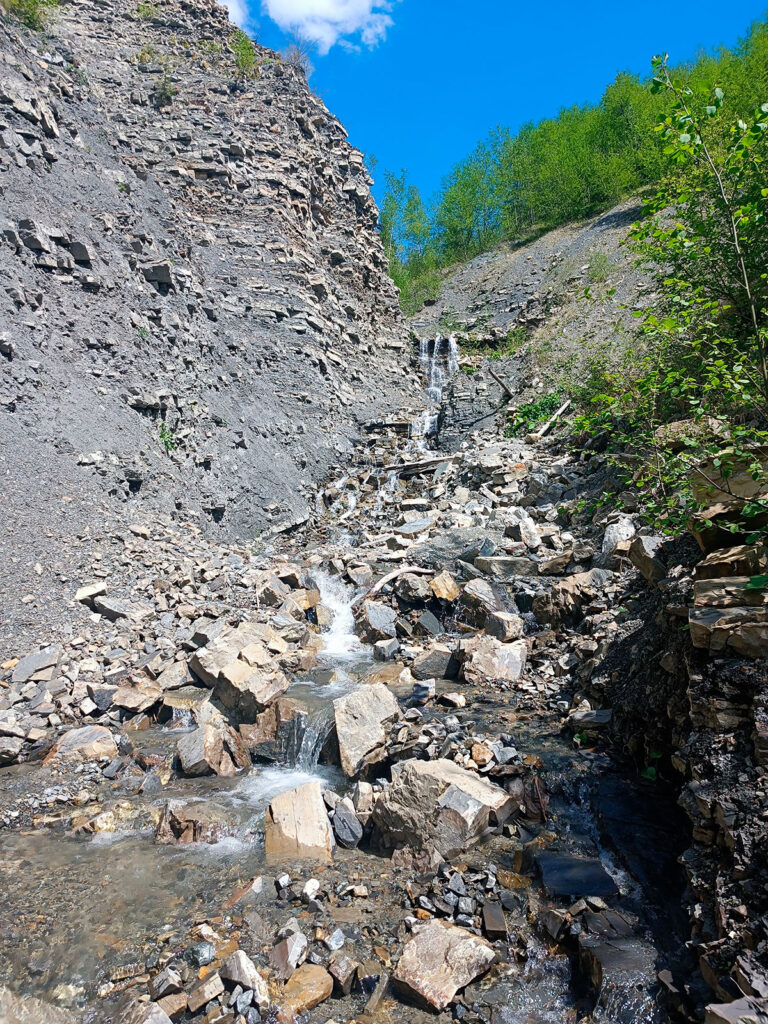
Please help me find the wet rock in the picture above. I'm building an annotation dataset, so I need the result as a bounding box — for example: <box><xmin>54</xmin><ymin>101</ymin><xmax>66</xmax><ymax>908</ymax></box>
<box><xmin>240</xmin><ymin>698</ymin><xmax>307</xmax><ymax>762</ymax></box>
<box><xmin>482</xmin><ymin>902</ymin><xmax>508</xmax><ymax>941</ymax></box>
<box><xmin>460</xmin><ymin>635</ymin><xmax>527</xmax><ymax>685</ymax></box>
<box><xmin>184</xmin><ymin>941</ymin><xmax>216</xmax><ymax>968</ymax></box>
<box><xmin>394</xmin><ymin>920</ymin><xmax>496</xmax><ymax>1011</ymax></box>
<box><xmin>333</xmin><ymin>682</ymin><xmax>401</xmax><ymax>777</ymax></box>
<box><xmin>155</xmin><ymin>993</ymin><xmax>186</xmax><ymax>1021</ymax></box>
<box><xmin>536</xmin><ymin>852</ymin><xmax>619</xmax><ymax>898</ymax></box>
<box><xmin>417</xmin><ymin>610</ymin><xmax>443</xmax><ymax>636</ymax></box>
<box><xmin>276</xmin><ymin>964</ymin><xmax>333</xmax><ymax>1022</ymax></box>
<box><xmin>333</xmin><ymin>804</ymin><xmax>363</xmax><ymax>848</ymax></box>
<box><xmin>578</xmin><ymin>932</ymin><xmax>664</xmax><ymax>1023</ymax></box>
<box><xmin>357</xmin><ymin>600</ymin><xmax>398</xmax><ymax>642</ymax></box>
<box><xmin>265</xmin><ymin>780</ymin><xmax>335</xmax><ymax>864</ymax></box>
<box><xmin>0</xmin><ymin>985</ymin><xmax>78</xmax><ymax>1023</ymax></box>
<box><xmin>176</xmin><ymin>723</ymin><xmax>250</xmax><ymax>777</ymax></box>
<box><xmin>220</xmin><ymin>951</ymin><xmax>269</xmax><ymax>1013</ymax></box>
<box><xmin>412</xmin><ymin>643</ymin><xmax>457</xmax><ymax>681</ymax></box>
<box><xmin>373</xmin><ymin>757</ymin><xmax>514</xmax><ymax>855</ymax></box>
<box><xmin>44</xmin><ymin>725</ymin><xmax>117</xmax><ymax>763</ymax></box>
<box><xmin>215</xmin><ymin>660</ymin><xmax>290</xmax><ymax>721</ymax></box>
<box><xmin>704</xmin><ymin>996</ymin><xmax>768</xmax><ymax>1023</ymax></box>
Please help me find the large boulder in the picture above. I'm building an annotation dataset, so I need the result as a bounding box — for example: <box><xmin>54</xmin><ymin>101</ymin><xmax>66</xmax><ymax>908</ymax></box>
<box><xmin>265</xmin><ymin>780</ymin><xmax>335</xmax><ymax>865</ymax></box>
<box><xmin>393</xmin><ymin>920</ymin><xmax>496</xmax><ymax>1011</ymax></box>
<box><xmin>357</xmin><ymin>600</ymin><xmax>397</xmax><ymax>642</ymax></box>
<box><xmin>214</xmin><ymin>660</ymin><xmax>290</xmax><ymax>722</ymax></box>
<box><xmin>333</xmin><ymin>683</ymin><xmax>401</xmax><ymax>777</ymax></box>
<box><xmin>372</xmin><ymin>758</ymin><xmax>514</xmax><ymax>856</ymax></box>
<box><xmin>276</xmin><ymin>964</ymin><xmax>333</xmax><ymax>1023</ymax></box>
<box><xmin>459</xmin><ymin>635</ymin><xmax>526</xmax><ymax>685</ymax></box>
<box><xmin>176</xmin><ymin>723</ymin><xmax>250</xmax><ymax>777</ymax></box>
<box><xmin>44</xmin><ymin>725</ymin><xmax>117</xmax><ymax>764</ymax></box>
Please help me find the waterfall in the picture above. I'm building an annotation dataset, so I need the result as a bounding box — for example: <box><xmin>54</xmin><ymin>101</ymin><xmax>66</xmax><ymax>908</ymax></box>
<box><xmin>412</xmin><ymin>332</ymin><xmax>459</xmax><ymax>441</ymax></box>
<box><xmin>296</xmin><ymin>705</ymin><xmax>335</xmax><ymax>770</ymax></box>
<box><xmin>313</xmin><ymin>571</ymin><xmax>362</xmax><ymax>657</ymax></box>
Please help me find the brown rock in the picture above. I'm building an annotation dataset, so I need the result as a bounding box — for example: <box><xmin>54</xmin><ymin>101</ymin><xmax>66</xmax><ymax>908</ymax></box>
<box><xmin>333</xmin><ymin>682</ymin><xmax>401</xmax><ymax>777</ymax></box>
<box><xmin>394</xmin><ymin>920</ymin><xmax>496</xmax><ymax>1010</ymax></box>
<box><xmin>276</xmin><ymin>964</ymin><xmax>333</xmax><ymax>1022</ymax></box>
<box><xmin>430</xmin><ymin>570</ymin><xmax>460</xmax><ymax>602</ymax></box>
<box><xmin>265</xmin><ymin>780</ymin><xmax>334</xmax><ymax>864</ymax></box>
<box><xmin>44</xmin><ymin>725</ymin><xmax>117</xmax><ymax>764</ymax></box>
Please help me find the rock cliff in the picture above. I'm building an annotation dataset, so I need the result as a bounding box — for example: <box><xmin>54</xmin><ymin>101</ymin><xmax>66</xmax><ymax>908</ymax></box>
<box><xmin>0</xmin><ymin>0</ymin><xmax>417</xmax><ymax>646</ymax></box>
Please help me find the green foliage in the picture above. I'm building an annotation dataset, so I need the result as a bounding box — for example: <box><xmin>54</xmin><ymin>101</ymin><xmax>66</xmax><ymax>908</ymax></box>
<box><xmin>159</xmin><ymin>422</ymin><xmax>176</xmax><ymax>453</ymax></box>
<box><xmin>572</xmin><ymin>56</ymin><xmax>768</xmax><ymax>535</ymax></box>
<box><xmin>587</xmin><ymin>252</ymin><xmax>614</xmax><ymax>283</ymax></box>
<box><xmin>6</xmin><ymin>0</ymin><xmax>58</xmax><ymax>29</ymax></box>
<box><xmin>382</xmin><ymin>19</ymin><xmax>768</xmax><ymax>312</ymax></box>
<box><xmin>136</xmin><ymin>1</ymin><xmax>158</xmax><ymax>18</ymax></box>
<box><xmin>506</xmin><ymin>391</ymin><xmax>563</xmax><ymax>436</ymax></box>
<box><xmin>151</xmin><ymin>73</ymin><xmax>177</xmax><ymax>108</ymax></box>
<box><xmin>231</xmin><ymin>28</ymin><xmax>257</xmax><ymax>78</ymax></box>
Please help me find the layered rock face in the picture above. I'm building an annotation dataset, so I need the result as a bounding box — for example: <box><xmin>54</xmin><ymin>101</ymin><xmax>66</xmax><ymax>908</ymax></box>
<box><xmin>0</xmin><ymin>0</ymin><xmax>415</xmax><ymax>640</ymax></box>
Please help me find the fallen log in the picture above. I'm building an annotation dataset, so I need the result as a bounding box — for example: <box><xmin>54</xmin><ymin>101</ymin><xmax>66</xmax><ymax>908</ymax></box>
<box><xmin>353</xmin><ymin>565</ymin><xmax>433</xmax><ymax>606</ymax></box>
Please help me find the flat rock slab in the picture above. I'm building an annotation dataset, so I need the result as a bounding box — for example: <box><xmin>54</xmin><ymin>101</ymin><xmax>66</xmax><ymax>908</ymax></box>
<box><xmin>537</xmin><ymin>852</ymin><xmax>618</xmax><ymax>898</ymax></box>
<box><xmin>394</xmin><ymin>920</ymin><xmax>496</xmax><ymax>1010</ymax></box>
<box><xmin>265</xmin><ymin>780</ymin><xmax>334</xmax><ymax>865</ymax></box>
<box><xmin>333</xmin><ymin>682</ymin><xmax>401</xmax><ymax>777</ymax></box>
<box><xmin>11</xmin><ymin>644</ymin><xmax>62</xmax><ymax>684</ymax></box>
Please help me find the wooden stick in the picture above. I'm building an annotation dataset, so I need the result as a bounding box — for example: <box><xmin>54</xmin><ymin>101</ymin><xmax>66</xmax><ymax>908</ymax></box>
<box><xmin>488</xmin><ymin>365</ymin><xmax>515</xmax><ymax>399</ymax></box>
<box><xmin>531</xmin><ymin>399</ymin><xmax>571</xmax><ymax>440</ymax></box>
<box><xmin>355</xmin><ymin>565</ymin><xmax>433</xmax><ymax>604</ymax></box>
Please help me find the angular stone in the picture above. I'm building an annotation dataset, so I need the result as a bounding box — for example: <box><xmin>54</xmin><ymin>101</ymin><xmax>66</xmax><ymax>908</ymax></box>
<box><xmin>75</xmin><ymin>582</ymin><xmax>107</xmax><ymax>604</ymax></box>
<box><xmin>482</xmin><ymin>903</ymin><xmax>508</xmax><ymax>941</ymax></box>
<box><xmin>475</xmin><ymin>555</ymin><xmax>537</xmax><ymax>579</ymax></box>
<box><xmin>118</xmin><ymin>1001</ymin><xmax>174</xmax><ymax>1024</ymax></box>
<box><xmin>373</xmin><ymin>758</ymin><xmax>514</xmax><ymax>856</ymax></box>
<box><xmin>220</xmin><ymin>951</ymin><xmax>269</xmax><ymax>1012</ymax></box>
<box><xmin>412</xmin><ymin>643</ymin><xmax>456</xmax><ymax>681</ymax></box>
<box><xmin>188</xmin><ymin>972</ymin><xmax>224</xmax><ymax>1013</ymax></box>
<box><xmin>429</xmin><ymin>570</ymin><xmax>460</xmax><ymax>602</ymax></box>
<box><xmin>215</xmin><ymin>659</ymin><xmax>290</xmax><ymax>721</ymax></box>
<box><xmin>189</xmin><ymin>622</ymin><xmax>266</xmax><ymax>687</ymax></box>
<box><xmin>270</xmin><ymin>932</ymin><xmax>308</xmax><ymax>981</ymax></box>
<box><xmin>93</xmin><ymin>596</ymin><xmax>153</xmax><ymax>623</ymax></box>
<box><xmin>265</xmin><ymin>781</ymin><xmax>334</xmax><ymax>865</ymax></box>
<box><xmin>333</xmin><ymin>804</ymin><xmax>363</xmax><ymax>848</ymax></box>
<box><xmin>329</xmin><ymin>951</ymin><xmax>358</xmax><ymax>995</ymax></box>
<box><xmin>176</xmin><ymin>723</ymin><xmax>250</xmax><ymax>777</ymax></box>
<box><xmin>333</xmin><ymin>682</ymin><xmax>400</xmax><ymax>777</ymax></box>
<box><xmin>113</xmin><ymin>681</ymin><xmax>163</xmax><ymax>714</ymax></box>
<box><xmin>149</xmin><ymin>967</ymin><xmax>182</xmax><ymax>1001</ymax></box>
<box><xmin>629</xmin><ymin>535</ymin><xmax>667</xmax><ymax>584</ymax></box>
<box><xmin>44</xmin><ymin>725</ymin><xmax>117</xmax><ymax>763</ymax></box>
<box><xmin>395</xmin><ymin>573</ymin><xmax>431</xmax><ymax>603</ymax></box>
<box><xmin>704</xmin><ymin>997</ymin><xmax>768</xmax><ymax>1024</ymax></box>
<box><xmin>276</xmin><ymin>964</ymin><xmax>333</xmax><ymax>1023</ymax></box>
<box><xmin>357</xmin><ymin>600</ymin><xmax>397</xmax><ymax>642</ymax></box>
<box><xmin>11</xmin><ymin>644</ymin><xmax>62</xmax><ymax>684</ymax></box>
<box><xmin>484</xmin><ymin>611</ymin><xmax>524</xmax><ymax>641</ymax></box>
<box><xmin>0</xmin><ymin>737</ymin><xmax>23</xmax><ymax>765</ymax></box>
<box><xmin>155</xmin><ymin>993</ymin><xmax>186</xmax><ymax>1022</ymax></box>
<box><xmin>460</xmin><ymin>635</ymin><xmax>526</xmax><ymax>685</ymax></box>
<box><xmin>240</xmin><ymin>698</ymin><xmax>307</xmax><ymax>762</ymax></box>
<box><xmin>394</xmin><ymin>920</ymin><xmax>496</xmax><ymax>1010</ymax></box>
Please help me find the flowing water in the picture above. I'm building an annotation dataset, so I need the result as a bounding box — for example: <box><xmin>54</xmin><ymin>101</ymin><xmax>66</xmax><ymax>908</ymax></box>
<box><xmin>0</xmin><ymin>337</ymin><xmax>689</xmax><ymax>1021</ymax></box>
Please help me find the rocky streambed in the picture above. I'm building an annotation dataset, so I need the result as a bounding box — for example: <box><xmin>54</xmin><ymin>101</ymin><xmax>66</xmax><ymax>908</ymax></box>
<box><xmin>1</xmin><ymin>342</ymin><xmax>762</xmax><ymax>1024</ymax></box>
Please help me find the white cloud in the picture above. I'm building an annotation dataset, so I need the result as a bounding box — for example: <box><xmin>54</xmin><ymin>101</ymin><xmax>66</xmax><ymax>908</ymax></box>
<box><xmin>224</xmin><ymin>0</ymin><xmax>252</xmax><ymax>28</ymax></box>
<box><xmin>262</xmin><ymin>0</ymin><xmax>397</xmax><ymax>54</ymax></box>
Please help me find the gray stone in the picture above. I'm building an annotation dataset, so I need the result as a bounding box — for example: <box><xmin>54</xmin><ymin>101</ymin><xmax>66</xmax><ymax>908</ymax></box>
<box><xmin>333</xmin><ymin>683</ymin><xmax>401</xmax><ymax>777</ymax></box>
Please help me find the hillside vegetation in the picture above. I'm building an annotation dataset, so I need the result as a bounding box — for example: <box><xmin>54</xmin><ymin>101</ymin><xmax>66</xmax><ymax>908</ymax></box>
<box><xmin>382</xmin><ymin>19</ymin><xmax>768</xmax><ymax>314</ymax></box>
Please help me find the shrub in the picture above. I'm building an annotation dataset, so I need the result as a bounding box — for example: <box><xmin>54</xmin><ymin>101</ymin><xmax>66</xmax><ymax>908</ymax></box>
<box><xmin>151</xmin><ymin>73</ymin><xmax>177</xmax><ymax>108</ymax></box>
<box><xmin>7</xmin><ymin>0</ymin><xmax>58</xmax><ymax>29</ymax></box>
<box><xmin>136</xmin><ymin>1</ymin><xmax>158</xmax><ymax>19</ymax></box>
<box><xmin>282</xmin><ymin>41</ymin><xmax>313</xmax><ymax>77</ymax></box>
<box><xmin>231</xmin><ymin>27</ymin><xmax>257</xmax><ymax>78</ymax></box>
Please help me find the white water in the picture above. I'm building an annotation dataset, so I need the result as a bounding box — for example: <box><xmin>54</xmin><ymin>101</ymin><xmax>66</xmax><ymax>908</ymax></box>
<box><xmin>314</xmin><ymin>570</ymin><xmax>363</xmax><ymax>658</ymax></box>
<box><xmin>412</xmin><ymin>333</ymin><xmax>459</xmax><ymax>441</ymax></box>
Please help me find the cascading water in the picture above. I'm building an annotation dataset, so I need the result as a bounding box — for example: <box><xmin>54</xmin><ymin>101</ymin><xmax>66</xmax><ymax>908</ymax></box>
<box><xmin>412</xmin><ymin>333</ymin><xmax>459</xmax><ymax>442</ymax></box>
<box><xmin>312</xmin><ymin>570</ymin><xmax>363</xmax><ymax>658</ymax></box>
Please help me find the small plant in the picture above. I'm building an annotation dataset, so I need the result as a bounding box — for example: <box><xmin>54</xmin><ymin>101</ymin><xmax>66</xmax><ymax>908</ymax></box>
<box><xmin>151</xmin><ymin>73</ymin><xmax>177</xmax><ymax>108</ymax></box>
<box><xmin>136</xmin><ymin>1</ymin><xmax>158</xmax><ymax>18</ymax></box>
<box><xmin>231</xmin><ymin>27</ymin><xmax>257</xmax><ymax>78</ymax></box>
<box><xmin>159</xmin><ymin>422</ymin><xmax>176</xmax><ymax>453</ymax></box>
<box><xmin>506</xmin><ymin>391</ymin><xmax>564</xmax><ymax>436</ymax></box>
<box><xmin>587</xmin><ymin>251</ymin><xmax>614</xmax><ymax>284</ymax></box>
<box><xmin>282</xmin><ymin>40</ymin><xmax>313</xmax><ymax>77</ymax></box>
<box><xmin>134</xmin><ymin>43</ymin><xmax>158</xmax><ymax>64</ymax></box>
<box><xmin>136</xmin><ymin>326</ymin><xmax>149</xmax><ymax>341</ymax></box>
<box><xmin>7</xmin><ymin>0</ymin><xmax>58</xmax><ymax>29</ymax></box>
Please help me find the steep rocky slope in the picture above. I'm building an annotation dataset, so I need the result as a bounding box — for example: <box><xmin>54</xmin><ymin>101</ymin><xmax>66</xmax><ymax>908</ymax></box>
<box><xmin>0</xmin><ymin>0</ymin><xmax>418</xmax><ymax>649</ymax></box>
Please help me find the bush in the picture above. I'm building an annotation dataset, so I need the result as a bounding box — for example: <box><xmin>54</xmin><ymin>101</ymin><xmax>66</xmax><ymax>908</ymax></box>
<box><xmin>151</xmin><ymin>73</ymin><xmax>177</xmax><ymax>108</ymax></box>
<box><xmin>282</xmin><ymin>41</ymin><xmax>313</xmax><ymax>77</ymax></box>
<box><xmin>231</xmin><ymin>28</ymin><xmax>257</xmax><ymax>78</ymax></box>
<box><xmin>7</xmin><ymin>0</ymin><xmax>58</xmax><ymax>29</ymax></box>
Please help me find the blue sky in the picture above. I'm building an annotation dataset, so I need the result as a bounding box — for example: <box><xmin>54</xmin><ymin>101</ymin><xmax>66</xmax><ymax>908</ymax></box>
<box><xmin>229</xmin><ymin>1</ymin><xmax>768</xmax><ymax>206</ymax></box>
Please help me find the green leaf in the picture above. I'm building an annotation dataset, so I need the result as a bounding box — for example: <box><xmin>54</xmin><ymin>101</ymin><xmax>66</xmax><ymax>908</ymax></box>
<box><xmin>745</xmin><ymin>575</ymin><xmax>768</xmax><ymax>591</ymax></box>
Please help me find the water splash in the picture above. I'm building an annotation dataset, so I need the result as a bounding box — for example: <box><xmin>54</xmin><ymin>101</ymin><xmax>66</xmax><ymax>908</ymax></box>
<box><xmin>313</xmin><ymin>571</ymin><xmax>362</xmax><ymax>657</ymax></box>
<box><xmin>412</xmin><ymin>333</ymin><xmax>459</xmax><ymax>441</ymax></box>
